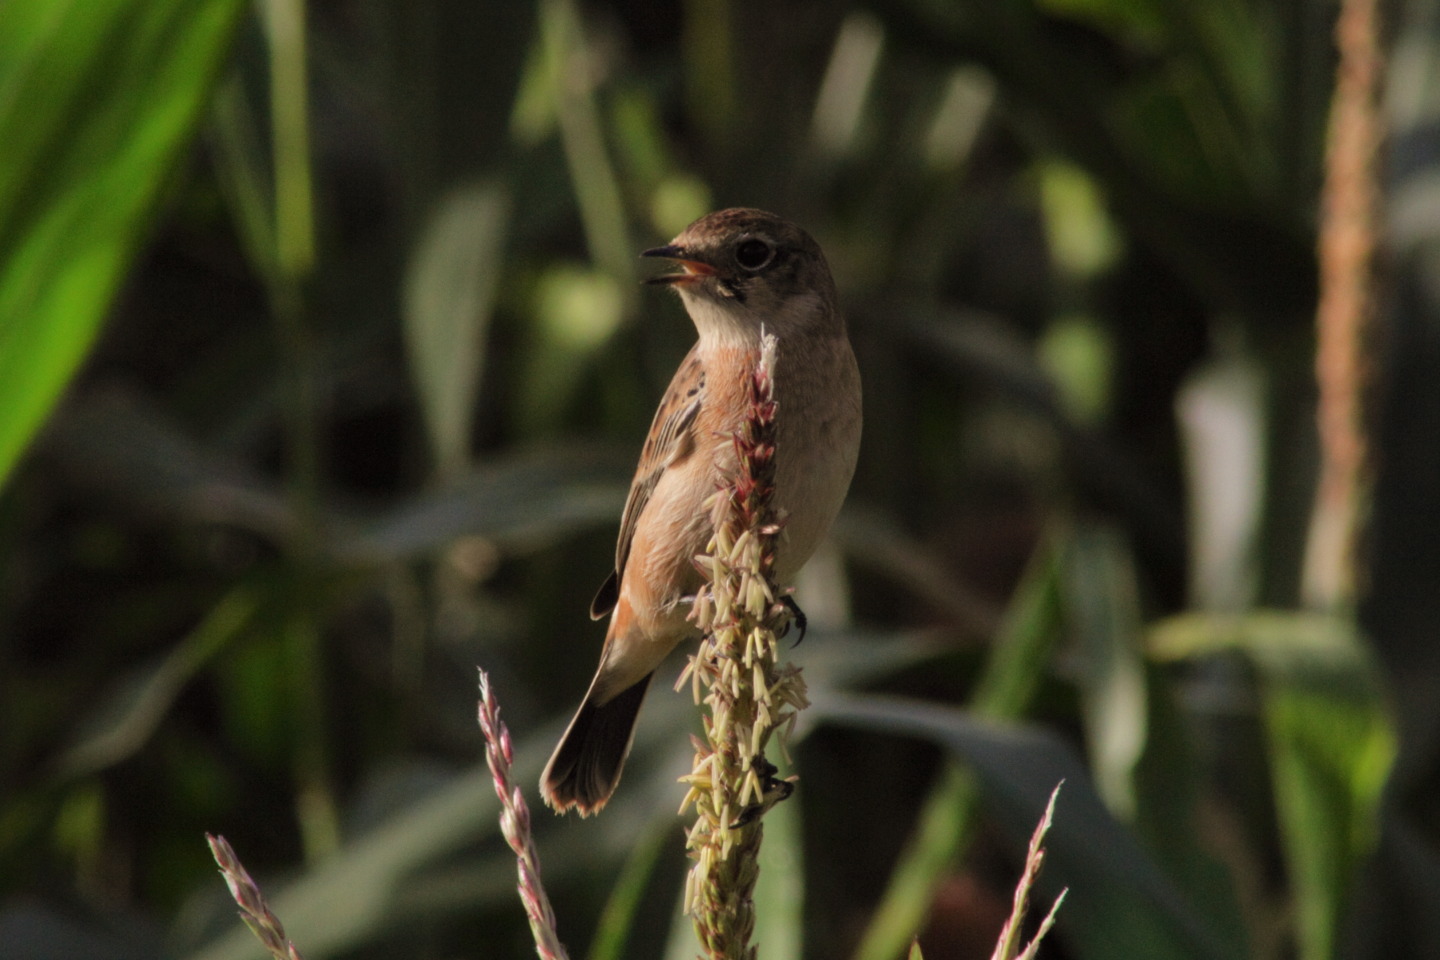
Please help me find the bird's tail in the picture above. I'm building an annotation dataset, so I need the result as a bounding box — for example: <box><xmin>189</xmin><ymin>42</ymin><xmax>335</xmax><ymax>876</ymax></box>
<box><xmin>540</xmin><ymin>672</ymin><xmax>654</xmax><ymax>815</ymax></box>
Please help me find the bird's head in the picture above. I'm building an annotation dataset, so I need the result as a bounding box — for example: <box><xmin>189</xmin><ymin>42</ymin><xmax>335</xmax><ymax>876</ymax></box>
<box><xmin>643</xmin><ymin>208</ymin><xmax>840</xmax><ymax>341</ymax></box>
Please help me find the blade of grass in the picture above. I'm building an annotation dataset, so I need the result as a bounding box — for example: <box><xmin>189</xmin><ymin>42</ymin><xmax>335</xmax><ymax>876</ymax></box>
<box><xmin>753</xmin><ymin>760</ymin><xmax>805</xmax><ymax>960</ymax></box>
<box><xmin>402</xmin><ymin>180</ymin><xmax>510</xmax><ymax>478</ymax></box>
<box><xmin>53</xmin><ymin>584</ymin><xmax>264</xmax><ymax>779</ymax></box>
<box><xmin>0</xmin><ymin>0</ymin><xmax>244</xmax><ymax>489</ymax></box>
<box><xmin>851</xmin><ymin>528</ymin><xmax>1064</xmax><ymax>960</ymax></box>
<box><xmin>1063</xmin><ymin>522</ymin><xmax>1148</xmax><ymax>820</ymax></box>
<box><xmin>257</xmin><ymin>0</ymin><xmax>314</xmax><ymax>283</ymax></box>
<box><xmin>682</xmin><ymin>0</ymin><xmax>737</xmax><ymax>148</ymax></box>
<box><xmin>586</xmin><ymin>821</ymin><xmax>671</xmax><ymax>960</ymax></box>
<box><xmin>253</xmin><ymin>0</ymin><xmax>337</xmax><ymax>867</ymax></box>
<box><xmin>1152</xmin><ymin>610</ymin><xmax>1396</xmax><ymax>960</ymax></box>
<box><xmin>822</xmin><ymin>694</ymin><xmax>1243</xmax><ymax>960</ymax></box>
<box><xmin>537</xmin><ymin>0</ymin><xmax>632</xmax><ymax>295</ymax></box>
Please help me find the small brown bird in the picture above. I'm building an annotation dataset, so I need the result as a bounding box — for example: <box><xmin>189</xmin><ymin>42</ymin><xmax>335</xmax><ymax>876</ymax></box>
<box><xmin>540</xmin><ymin>208</ymin><xmax>862</xmax><ymax>815</ymax></box>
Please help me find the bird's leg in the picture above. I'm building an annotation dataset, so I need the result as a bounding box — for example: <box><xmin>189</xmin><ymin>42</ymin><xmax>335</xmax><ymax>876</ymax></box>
<box><xmin>779</xmin><ymin>594</ymin><xmax>808</xmax><ymax>646</ymax></box>
<box><xmin>730</xmin><ymin>756</ymin><xmax>796</xmax><ymax>827</ymax></box>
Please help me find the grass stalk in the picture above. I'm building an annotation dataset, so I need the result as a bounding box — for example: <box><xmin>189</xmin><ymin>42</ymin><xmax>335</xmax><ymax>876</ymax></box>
<box><xmin>478</xmin><ymin>670</ymin><xmax>571</xmax><ymax>960</ymax></box>
<box><xmin>677</xmin><ymin>334</ymin><xmax>808</xmax><ymax>960</ymax></box>
<box><xmin>207</xmin><ymin>834</ymin><xmax>305</xmax><ymax>960</ymax></box>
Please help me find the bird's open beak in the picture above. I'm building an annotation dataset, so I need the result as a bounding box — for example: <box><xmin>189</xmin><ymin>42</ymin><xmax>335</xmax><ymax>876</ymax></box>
<box><xmin>641</xmin><ymin>244</ymin><xmax>716</xmax><ymax>285</ymax></box>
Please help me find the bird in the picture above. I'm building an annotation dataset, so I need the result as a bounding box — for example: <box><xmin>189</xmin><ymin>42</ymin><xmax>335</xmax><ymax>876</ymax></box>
<box><xmin>540</xmin><ymin>208</ymin><xmax>862</xmax><ymax>815</ymax></box>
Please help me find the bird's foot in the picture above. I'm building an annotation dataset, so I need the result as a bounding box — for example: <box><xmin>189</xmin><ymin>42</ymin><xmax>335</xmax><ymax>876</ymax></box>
<box><xmin>777</xmin><ymin>594</ymin><xmax>808</xmax><ymax>646</ymax></box>
<box><xmin>730</xmin><ymin>756</ymin><xmax>797</xmax><ymax>828</ymax></box>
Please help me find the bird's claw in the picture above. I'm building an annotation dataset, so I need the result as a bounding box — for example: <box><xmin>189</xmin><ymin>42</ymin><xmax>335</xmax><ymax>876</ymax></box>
<box><xmin>778</xmin><ymin>595</ymin><xmax>808</xmax><ymax>646</ymax></box>
<box><xmin>730</xmin><ymin>756</ymin><xmax>797</xmax><ymax>828</ymax></box>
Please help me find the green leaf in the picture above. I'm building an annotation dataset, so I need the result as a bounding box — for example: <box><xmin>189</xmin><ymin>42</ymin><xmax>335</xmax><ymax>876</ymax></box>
<box><xmin>852</xmin><ymin>763</ymin><xmax>974</xmax><ymax>960</ymax></box>
<box><xmin>586</xmin><ymin>821</ymin><xmax>671</xmax><ymax>960</ymax></box>
<box><xmin>336</xmin><ymin>445</ymin><xmax>630</xmax><ymax>563</ymax></box>
<box><xmin>1129</xmin><ymin>670</ymin><xmax>1249</xmax><ymax>953</ymax></box>
<box><xmin>403</xmin><ymin>180</ymin><xmax>511</xmax><ymax>478</ymax></box>
<box><xmin>1152</xmin><ymin>611</ymin><xmax>1397</xmax><ymax>960</ymax></box>
<box><xmin>820</xmin><ymin>694</ymin><xmax>1245</xmax><ymax>960</ymax></box>
<box><xmin>0</xmin><ymin>0</ymin><xmax>244</xmax><ymax>489</ymax></box>
<box><xmin>851</xmin><ymin>529</ymin><xmax>1063</xmax><ymax>960</ymax></box>
<box><xmin>53</xmin><ymin>584</ymin><xmax>262</xmax><ymax>779</ymax></box>
<box><xmin>519</xmin><ymin>264</ymin><xmax>628</xmax><ymax>433</ymax></box>
<box><xmin>536</xmin><ymin>0</ymin><xmax>633</xmax><ymax>291</ymax></box>
<box><xmin>1063</xmin><ymin>522</ymin><xmax>1147</xmax><ymax>820</ymax></box>
<box><xmin>753</xmin><ymin>762</ymin><xmax>805</xmax><ymax>959</ymax></box>
<box><xmin>43</xmin><ymin>395</ymin><xmax>296</xmax><ymax>538</ymax></box>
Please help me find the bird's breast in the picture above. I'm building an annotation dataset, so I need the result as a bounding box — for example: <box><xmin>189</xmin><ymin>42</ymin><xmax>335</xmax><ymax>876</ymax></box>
<box><xmin>770</xmin><ymin>335</ymin><xmax>862</xmax><ymax>583</ymax></box>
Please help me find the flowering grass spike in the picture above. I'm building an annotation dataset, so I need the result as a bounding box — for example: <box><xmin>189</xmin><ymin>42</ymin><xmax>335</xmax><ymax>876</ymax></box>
<box><xmin>479</xmin><ymin>670</ymin><xmax>571</xmax><ymax>960</ymax></box>
<box><xmin>677</xmin><ymin>333</ymin><xmax>810</xmax><ymax>960</ymax></box>
<box><xmin>206</xmin><ymin>833</ymin><xmax>305</xmax><ymax>960</ymax></box>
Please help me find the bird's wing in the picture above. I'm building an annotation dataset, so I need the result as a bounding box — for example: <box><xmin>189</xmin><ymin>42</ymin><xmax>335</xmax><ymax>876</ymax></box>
<box><xmin>589</xmin><ymin>346</ymin><xmax>706</xmax><ymax>619</ymax></box>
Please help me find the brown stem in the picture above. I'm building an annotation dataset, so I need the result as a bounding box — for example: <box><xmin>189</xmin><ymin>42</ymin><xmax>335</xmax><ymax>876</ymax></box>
<box><xmin>1306</xmin><ymin>0</ymin><xmax>1384</xmax><ymax>607</ymax></box>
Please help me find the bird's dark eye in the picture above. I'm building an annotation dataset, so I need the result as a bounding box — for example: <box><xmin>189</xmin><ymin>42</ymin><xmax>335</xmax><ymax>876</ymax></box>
<box><xmin>734</xmin><ymin>238</ymin><xmax>775</xmax><ymax>271</ymax></box>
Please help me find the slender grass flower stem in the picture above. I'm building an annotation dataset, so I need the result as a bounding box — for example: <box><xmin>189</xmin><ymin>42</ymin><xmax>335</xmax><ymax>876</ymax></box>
<box><xmin>479</xmin><ymin>671</ymin><xmax>571</xmax><ymax>960</ymax></box>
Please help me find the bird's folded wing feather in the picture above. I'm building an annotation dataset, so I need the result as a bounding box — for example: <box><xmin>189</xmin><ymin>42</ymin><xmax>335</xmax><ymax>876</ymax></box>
<box><xmin>589</xmin><ymin>347</ymin><xmax>706</xmax><ymax>619</ymax></box>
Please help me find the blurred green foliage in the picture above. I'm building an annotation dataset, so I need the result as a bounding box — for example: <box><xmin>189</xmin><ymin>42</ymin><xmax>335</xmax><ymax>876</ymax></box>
<box><xmin>1</xmin><ymin>0</ymin><xmax>1436</xmax><ymax>959</ymax></box>
<box><xmin>0</xmin><ymin>0</ymin><xmax>245</xmax><ymax>488</ymax></box>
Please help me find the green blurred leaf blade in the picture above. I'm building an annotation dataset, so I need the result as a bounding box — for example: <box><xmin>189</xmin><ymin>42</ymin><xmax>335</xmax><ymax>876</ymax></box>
<box><xmin>753</xmin><ymin>770</ymin><xmax>804</xmax><ymax>959</ymax></box>
<box><xmin>819</xmin><ymin>694</ymin><xmax>1244</xmax><ymax>960</ymax></box>
<box><xmin>54</xmin><ymin>585</ymin><xmax>261</xmax><ymax>779</ymax></box>
<box><xmin>854</xmin><ymin>530</ymin><xmax>1062</xmax><ymax>960</ymax></box>
<box><xmin>1063</xmin><ymin>522</ymin><xmax>1148</xmax><ymax>819</ymax></box>
<box><xmin>1152</xmin><ymin>611</ymin><xmax>1397</xmax><ymax>960</ymax></box>
<box><xmin>402</xmin><ymin>180</ymin><xmax>510</xmax><ymax>477</ymax></box>
<box><xmin>0</xmin><ymin>0</ymin><xmax>245</xmax><ymax>488</ymax></box>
